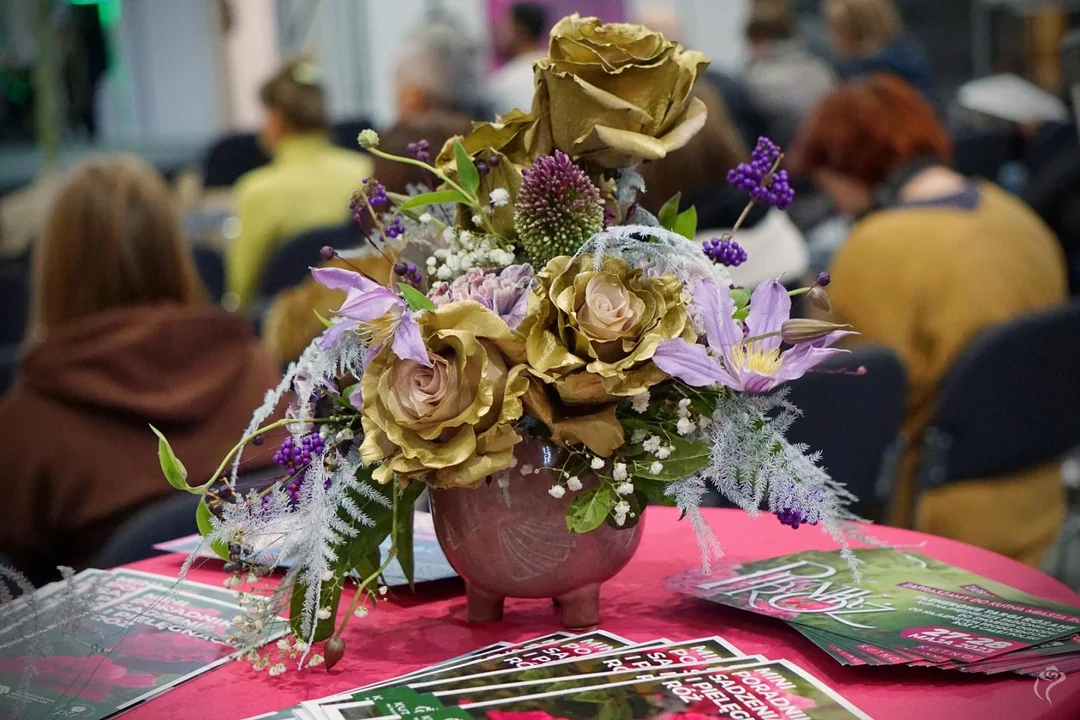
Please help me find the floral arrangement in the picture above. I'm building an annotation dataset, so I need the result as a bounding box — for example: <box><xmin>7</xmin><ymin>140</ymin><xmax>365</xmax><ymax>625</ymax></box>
<box><xmin>156</xmin><ymin>15</ymin><xmax>860</xmax><ymax>672</ymax></box>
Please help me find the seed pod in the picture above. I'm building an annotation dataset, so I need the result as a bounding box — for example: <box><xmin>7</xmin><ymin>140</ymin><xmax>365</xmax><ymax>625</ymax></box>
<box><xmin>324</xmin><ymin>637</ymin><xmax>346</xmax><ymax>671</ymax></box>
<box><xmin>807</xmin><ymin>285</ymin><xmax>832</xmax><ymax>312</ymax></box>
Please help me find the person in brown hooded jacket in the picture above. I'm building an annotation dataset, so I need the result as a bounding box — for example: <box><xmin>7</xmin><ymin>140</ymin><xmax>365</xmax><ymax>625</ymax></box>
<box><xmin>0</xmin><ymin>156</ymin><xmax>282</xmax><ymax>585</ymax></box>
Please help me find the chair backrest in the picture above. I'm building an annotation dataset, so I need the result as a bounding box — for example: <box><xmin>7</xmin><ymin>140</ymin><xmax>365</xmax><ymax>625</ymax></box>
<box><xmin>88</xmin><ymin>492</ymin><xmax>201</xmax><ymax>569</ymax></box>
<box><xmin>918</xmin><ymin>301</ymin><xmax>1080</xmax><ymax>489</ymax></box>
<box><xmin>0</xmin><ymin>254</ymin><xmax>30</xmax><ymax>346</ymax></box>
<box><xmin>258</xmin><ymin>222</ymin><xmax>360</xmax><ymax>300</ymax></box>
<box><xmin>782</xmin><ymin>344</ymin><xmax>908</xmax><ymax>522</ymax></box>
<box><xmin>203</xmin><ymin>132</ymin><xmax>270</xmax><ymax>188</ymax></box>
<box><xmin>191</xmin><ymin>245</ymin><xmax>225</xmax><ymax>303</ymax></box>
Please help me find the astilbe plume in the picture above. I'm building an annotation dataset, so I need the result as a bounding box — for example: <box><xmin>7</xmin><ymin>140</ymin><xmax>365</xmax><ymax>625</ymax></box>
<box><xmin>515</xmin><ymin>151</ymin><xmax>605</xmax><ymax>267</ymax></box>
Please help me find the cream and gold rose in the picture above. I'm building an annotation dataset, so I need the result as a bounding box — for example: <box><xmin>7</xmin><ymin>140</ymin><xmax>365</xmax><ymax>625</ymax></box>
<box><xmin>518</xmin><ymin>254</ymin><xmax>695</xmax><ymax>456</ymax></box>
<box><xmin>530</xmin><ymin>14</ymin><xmax>710</xmax><ymax>168</ymax></box>
<box><xmin>359</xmin><ymin>302</ymin><xmax>529</xmax><ymax>488</ymax></box>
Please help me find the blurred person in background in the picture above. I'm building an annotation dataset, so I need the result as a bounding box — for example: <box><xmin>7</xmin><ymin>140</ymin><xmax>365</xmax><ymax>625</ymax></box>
<box><xmin>263</xmin><ymin>20</ymin><xmax>479</xmax><ymax>366</ymax></box>
<box><xmin>0</xmin><ymin>157</ymin><xmax>281</xmax><ymax>585</ymax></box>
<box><xmin>790</xmin><ymin>74</ymin><xmax>1068</xmax><ymax>566</ymax></box>
<box><xmin>227</xmin><ymin>59</ymin><xmax>373</xmax><ymax>309</ymax></box>
<box><xmin>487</xmin><ymin>2</ymin><xmax>547</xmax><ymax>116</ymax></box>
<box><xmin>822</xmin><ymin>0</ymin><xmax>934</xmax><ymax>103</ymax></box>
<box><xmin>745</xmin><ymin>0</ymin><xmax>836</xmax><ymax>148</ymax></box>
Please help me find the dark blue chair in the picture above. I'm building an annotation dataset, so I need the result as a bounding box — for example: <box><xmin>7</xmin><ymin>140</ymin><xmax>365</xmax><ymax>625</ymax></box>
<box><xmin>203</xmin><ymin>132</ymin><xmax>270</xmax><ymax>188</ymax></box>
<box><xmin>331</xmin><ymin>117</ymin><xmax>376</xmax><ymax>152</ymax></box>
<box><xmin>192</xmin><ymin>245</ymin><xmax>226</xmax><ymax>303</ymax></box>
<box><xmin>258</xmin><ymin>222</ymin><xmax>361</xmax><ymax>300</ymax></box>
<box><xmin>0</xmin><ymin>252</ymin><xmax>30</xmax><ymax>346</ymax></box>
<box><xmin>917</xmin><ymin>301</ymin><xmax>1080</xmax><ymax>493</ymax></box>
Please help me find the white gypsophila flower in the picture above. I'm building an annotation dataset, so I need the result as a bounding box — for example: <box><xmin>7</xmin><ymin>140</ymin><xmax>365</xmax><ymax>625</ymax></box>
<box><xmin>520</xmin><ymin>464</ymin><xmax>534</xmax><ymax>476</ymax></box>
<box><xmin>269</xmin><ymin>662</ymin><xmax>287</xmax><ymax>677</ymax></box>
<box><xmin>566</xmin><ymin>476</ymin><xmax>582</xmax><ymax>491</ymax></box>
<box><xmin>419</xmin><ymin>213</ymin><xmax>433</xmax><ymax>224</ymax></box>
<box><xmin>378</xmin><ymin>585</ymin><xmax>388</xmax><ymax>596</ymax></box>
<box><xmin>316</xmin><ymin>607</ymin><xmax>331</xmax><ymax>620</ymax></box>
<box><xmin>616</xmin><ymin>482</ymin><xmax>635</xmax><ymax>496</ymax></box>
<box><xmin>320</xmin><ymin>570</ymin><xmax>334</xmax><ymax>582</ymax></box>
<box><xmin>612</xmin><ymin>501</ymin><xmax>631</xmax><ymax>526</ymax></box>
<box><xmin>649</xmin><ymin>461</ymin><xmax>663</xmax><ymax>474</ymax></box>
<box><xmin>307</xmin><ymin>654</ymin><xmax>325</xmax><ymax>668</ymax></box>
<box><xmin>472</xmin><ymin>214</ymin><xmax>483</xmax><ymax>226</ymax></box>
<box><xmin>642</xmin><ymin>435</ymin><xmax>662</xmax><ymax>454</ymax></box>
<box><xmin>677</xmin><ymin>398</ymin><xmax>691</xmax><ymax>417</ymax></box>
<box><xmin>436</xmin><ymin>265</ymin><xmax>452</xmax><ymax>280</ymax></box>
<box><xmin>489</xmin><ymin>188</ymin><xmax>510</xmax><ymax>207</ymax></box>
<box><xmin>276</xmin><ymin>638</ymin><xmax>291</xmax><ymax>652</ymax></box>
<box><xmin>655</xmin><ymin>446</ymin><xmax>672</xmax><ymax>460</ymax></box>
<box><xmin>590</xmin><ymin>457</ymin><xmax>605</xmax><ymax>470</ymax></box>
<box><xmin>630</xmin><ymin>391</ymin><xmax>650</xmax><ymax>413</ymax></box>
<box><xmin>612</xmin><ymin>462</ymin><xmax>628</xmax><ymax>481</ymax></box>
<box><xmin>459</xmin><ymin>230</ymin><xmax>472</xmax><ymax>244</ymax></box>
<box><xmin>294</xmin><ymin>641</ymin><xmax>309</xmax><ymax>653</ymax></box>
<box><xmin>509</xmin><ymin>456</ymin><xmax>518</xmax><ymax>468</ymax></box>
<box><xmin>677</xmin><ymin>417</ymin><xmax>696</xmax><ymax>436</ymax></box>
<box><xmin>497</xmin><ymin>474</ymin><xmax>510</xmax><ymax>489</ymax></box>
<box><xmin>353</xmin><ymin>606</ymin><xmax>368</xmax><ymax>618</ymax></box>
<box><xmin>223</xmin><ymin>575</ymin><xmax>240</xmax><ymax>589</ymax></box>
<box><xmin>549</xmin><ymin>485</ymin><xmax>566</xmax><ymax>499</ymax></box>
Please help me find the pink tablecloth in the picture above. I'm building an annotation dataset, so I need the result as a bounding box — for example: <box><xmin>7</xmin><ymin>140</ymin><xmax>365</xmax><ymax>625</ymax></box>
<box><xmin>123</xmin><ymin>507</ymin><xmax>1080</xmax><ymax>720</ymax></box>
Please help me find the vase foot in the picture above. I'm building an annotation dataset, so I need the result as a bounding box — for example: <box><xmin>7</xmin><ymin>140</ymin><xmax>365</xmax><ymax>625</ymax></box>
<box><xmin>466</xmin><ymin>584</ymin><xmax>505</xmax><ymax>623</ymax></box>
<box><xmin>555</xmin><ymin>583</ymin><xmax>600</xmax><ymax>630</ymax></box>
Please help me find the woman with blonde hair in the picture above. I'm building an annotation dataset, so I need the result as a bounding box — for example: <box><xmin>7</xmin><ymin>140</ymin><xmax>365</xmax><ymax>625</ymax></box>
<box><xmin>0</xmin><ymin>156</ymin><xmax>281</xmax><ymax>585</ymax></box>
<box><xmin>227</xmin><ymin>58</ymin><xmax>374</xmax><ymax>308</ymax></box>
<box><xmin>822</xmin><ymin>0</ymin><xmax>934</xmax><ymax>101</ymax></box>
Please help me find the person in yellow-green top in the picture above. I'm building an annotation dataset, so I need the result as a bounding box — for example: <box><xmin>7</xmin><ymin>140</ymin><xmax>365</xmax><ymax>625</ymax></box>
<box><xmin>790</xmin><ymin>75</ymin><xmax>1068</xmax><ymax>567</ymax></box>
<box><xmin>227</xmin><ymin>59</ymin><xmax>373</xmax><ymax>308</ymax></box>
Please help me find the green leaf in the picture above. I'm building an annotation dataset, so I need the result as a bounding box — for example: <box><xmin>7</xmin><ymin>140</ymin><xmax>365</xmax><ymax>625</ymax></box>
<box><xmin>400</xmin><ymin>284</ymin><xmax>436</xmax><ymax>312</ymax></box>
<box><xmin>195</xmin><ymin>497</ymin><xmax>229</xmax><ymax>560</ymax></box>
<box><xmin>566</xmin><ymin>485</ymin><xmax>618</xmax><ymax>533</ymax></box>
<box><xmin>150</xmin><ymin>425</ymin><xmax>196</xmax><ymax>493</ymax></box>
<box><xmin>289</xmin><ymin>579</ymin><xmax>343</xmax><ymax>642</ymax></box>
<box><xmin>657</xmin><ymin>192</ymin><xmax>681</xmax><ymax>230</ymax></box>
<box><xmin>396</xmin><ymin>189</ymin><xmax>469</xmax><ymax>212</ymax></box>
<box><xmin>393</xmin><ymin>493</ymin><xmax>416</xmax><ymax>590</ymax></box>
<box><xmin>734</xmin><ymin>307</ymin><xmax>750</xmax><ymax>322</ymax></box>
<box><xmin>673</xmin><ymin>205</ymin><xmax>698</xmax><ymax>240</ymax></box>
<box><xmin>313</xmin><ymin>309</ymin><xmax>334</xmax><ymax>329</ymax></box>
<box><xmin>633</xmin><ymin>480</ymin><xmax>675</xmax><ymax>507</ymax></box>
<box><xmin>453</xmin><ymin>140</ymin><xmax>480</xmax><ymax>196</ymax></box>
<box><xmin>730</xmin><ymin>288</ymin><xmax>750</xmax><ymax>310</ymax></box>
<box><xmin>621</xmin><ymin>419</ymin><xmax>712</xmax><ymax>481</ymax></box>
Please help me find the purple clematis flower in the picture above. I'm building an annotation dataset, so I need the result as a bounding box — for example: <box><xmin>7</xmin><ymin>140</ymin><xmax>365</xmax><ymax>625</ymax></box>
<box><xmin>653</xmin><ymin>278</ymin><xmax>853</xmax><ymax>393</ymax></box>
<box><xmin>311</xmin><ymin>267</ymin><xmax>430</xmax><ymax>369</ymax></box>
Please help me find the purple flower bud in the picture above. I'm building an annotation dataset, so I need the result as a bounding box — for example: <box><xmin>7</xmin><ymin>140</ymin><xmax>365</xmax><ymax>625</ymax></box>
<box><xmin>320</xmin><ymin>246</ymin><xmax>336</xmax><ymax>262</ymax></box>
<box><xmin>815</xmin><ymin>272</ymin><xmax>831</xmax><ymax>288</ymax></box>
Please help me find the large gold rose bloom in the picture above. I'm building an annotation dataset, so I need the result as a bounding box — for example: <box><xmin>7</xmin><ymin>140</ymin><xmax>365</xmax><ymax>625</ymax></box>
<box><xmin>359</xmin><ymin>302</ymin><xmax>529</xmax><ymax>488</ymax></box>
<box><xmin>519</xmin><ymin>254</ymin><xmax>694</xmax><ymax>456</ymax></box>
<box><xmin>531</xmin><ymin>14</ymin><xmax>710</xmax><ymax>168</ymax></box>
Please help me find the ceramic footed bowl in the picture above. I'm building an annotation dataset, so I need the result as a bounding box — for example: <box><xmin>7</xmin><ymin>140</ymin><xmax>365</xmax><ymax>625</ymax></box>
<box><xmin>429</xmin><ymin>438</ymin><xmax>643</xmax><ymax>629</ymax></box>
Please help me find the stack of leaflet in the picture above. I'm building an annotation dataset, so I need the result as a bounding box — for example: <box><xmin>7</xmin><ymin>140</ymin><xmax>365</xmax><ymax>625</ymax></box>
<box><xmin>249</xmin><ymin>630</ymin><xmax>872</xmax><ymax>720</ymax></box>
<box><xmin>0</xmin><ymin>568</ymin><xmax>284</xmax><ymax>720</ymax></box>
<box><xmin>668</xmin><ymin>549</ymin><xmax>1080</xmax><ymax>676</ymax></box>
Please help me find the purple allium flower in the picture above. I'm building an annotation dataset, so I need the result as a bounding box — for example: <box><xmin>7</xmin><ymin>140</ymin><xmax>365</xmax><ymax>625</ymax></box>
<box><xmin>514</xmin><ymin>151</ymin><xmax>605</xmax><ymax>267</ymax></box>
<box><xmin>427</xmin><ymin>264</ymin><xmax>534</xmax><ymax>329</ymax></box>
<box><xmin>272</xmin><ymin>433</ymin><xmax>326</xmax><ymax>473</ymax></box>
<box><xmin>406</xmin><ymin>139</ymin><xmax>430</xmax><ymax>163</ymax></box>
<box><xmin>384</xmin><ymin>216</ymin><xmax>406</xmax><ymax>239</ymax></box>
<box><xmin>727</xmin><ymin>137</ymin><xmax>795</xmax><ymax>210</ymax></box>
<box><xmin>703</xmin><ymin>236</ymin><xmax>748</xmax><ymax>267</ymax></box>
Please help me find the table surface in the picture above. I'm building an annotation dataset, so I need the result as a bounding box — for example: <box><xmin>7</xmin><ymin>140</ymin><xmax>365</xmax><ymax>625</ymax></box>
<box><xmin>123</xmin><ymin>507</ymin><xmax>1080</xmax><ymax>720</ymax></box>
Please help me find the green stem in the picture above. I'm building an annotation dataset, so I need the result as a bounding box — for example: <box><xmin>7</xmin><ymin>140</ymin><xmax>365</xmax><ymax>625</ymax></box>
<box><xmin>334</xmin><ymin>486</ymin><xmax>400</xmax><ymax>639</ymax></box>
<box><xmin>367</xmin><ymin>147</ymin><xmax>475</xmax><ymax>202</ymax></box>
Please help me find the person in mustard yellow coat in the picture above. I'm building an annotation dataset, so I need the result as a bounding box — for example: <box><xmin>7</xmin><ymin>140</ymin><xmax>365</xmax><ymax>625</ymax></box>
<box><xmin>790</xmin><ymin>74</ymin><xmax>1069</xmax><ymax>566</ymax></box>
<box><xmin>227</xmin><ymin>59</ymin><xmax>373</xmax><ymax>308</ymax></box>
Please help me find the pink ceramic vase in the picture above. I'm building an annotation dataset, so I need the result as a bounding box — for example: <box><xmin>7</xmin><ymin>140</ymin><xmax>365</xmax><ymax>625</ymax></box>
<box><xmin>429</xmin><ymin>438</ymin><xmax>643</xmax><ymax>629</ymax></box>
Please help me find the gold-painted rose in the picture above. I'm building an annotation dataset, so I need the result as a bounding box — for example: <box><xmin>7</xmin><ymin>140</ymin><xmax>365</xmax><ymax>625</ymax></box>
<box><xmin>531</xmin><ymin>14</ymin><xmax>710</xmax><ymax>168</ymax></box>
<box><xmin>435</xmin><ymin>110</ymin><xmax>549</xmax><ymax>239</ymax></box>
<box><xmin>519</xmin><ymin>254</ymin><xmax>694</xmax><ymax>455</ymax></box>
<box><xmin>359</xmin><ymin>302</ymin><xmax>529</xmax><ymax>488</ymax></box>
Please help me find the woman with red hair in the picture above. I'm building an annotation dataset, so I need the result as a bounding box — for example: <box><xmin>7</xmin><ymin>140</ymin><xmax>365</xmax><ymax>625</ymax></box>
<box><xmin>790</xmin><ymin>74</ymin><xmax>1068</xmax><ymax>566</ymax></box>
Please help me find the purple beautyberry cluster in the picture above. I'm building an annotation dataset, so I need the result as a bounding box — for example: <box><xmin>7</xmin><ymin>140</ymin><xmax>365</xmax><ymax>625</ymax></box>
<box><xmin>349</xmin><ymin>201</ymin><xmax>363</xmax><ymax>225</ymax></box>
<box><xmin>775</xmin><ymin>507</ymin><xmax>818</xmax><ymax>530</ymax></box>
<box><xmin>364</xmin><ymin>179</ymin><xmax>388</xmax><ymax>208</ymax></box>
<box><xmin>406</xmin><ymin>139</ymin><xmax>430</xmax><ymax>163</ymax></box>
<box><xmin>273</xmin><ymin>433</ymin><xmax>325</xmax><ymax>473</ymax></box>
<box><xmin>393</xmin><ymin>260</ymin><xmax>423</xmax><ymax>287</ymax></box>
<box><xmin>727</xmin><ymin>137</ymin><xmax>795</xmax><ymax>210</ymax></box>
<box><xmin>703</xmin><ymin>236</ymin><xmax>748</xmax><ymax>267</ymax></box>
<box><xmin>475</xmin><ymin>153</ymin><xmax>500</xmax><ymax>176</ymax></box>
<box><xmin>384</xmin><ymin>216</ymin><xmax>406</xmax><ymax>239</ymax></box>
